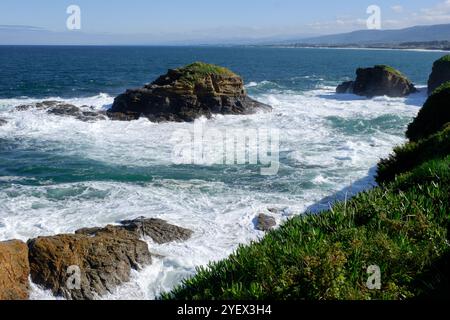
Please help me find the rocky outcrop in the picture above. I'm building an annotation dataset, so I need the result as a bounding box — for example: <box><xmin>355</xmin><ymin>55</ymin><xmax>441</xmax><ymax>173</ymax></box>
<box><xmin>336</xmin><ymin>81</ymin><xmax>354</xmax><ymax>94</ymax></box>
<box><xmin>76</xmin><ymin>217</ymin><xmax>193</xmax><ymax>245</ymax></box>
<box><xmin>16</xmin><ymin>101</ymin><xmax>107</xmax><ymax>122</ymax></box>
<box><xmin>107</xmin><ymin>62</ymin><xmax>272</xmax><ymax>122</ymax></box>
<box><xmin>336</xmin><ymin>65</ymin><xmax>417</xmax><ymax>97</ymax></box>
<box><xmin>120</xmin><ymin>217</ymin><xmax>193</xmax><ymax>244</ymax></box>
<box><xmin>428</xmin><ymin>55</ymin><xmax>450</xmax><ymax>95</ymax></box>
<box><xmin>28</xmin><ymin>218</ymin><xmax>192</xmax><ymax>300</ymax></box>
<box><xmin>407</xmin><ymin>81</ymin><xmax>450</xmax><ymax>142</ymax></box>
<box><xmin>255</xmin><ymin>214</ymin><xmax>276</xmax><ymax>231</ymax></box>
<box><xmin>0</xmin><ymin>240</ymin><xmax>30</xmax><ymax>300</ymax></box>
<box><xmin>28</xmin><ymin>227</ymin><xmax>151</xmax><ymax>300</ymax></box>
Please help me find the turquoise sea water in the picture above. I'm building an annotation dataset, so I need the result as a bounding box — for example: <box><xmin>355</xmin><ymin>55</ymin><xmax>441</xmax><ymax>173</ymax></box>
<box><xmin>0</xmin><ymin>46</ymin><xmax>445</xmax><ymax>299</ymax></box>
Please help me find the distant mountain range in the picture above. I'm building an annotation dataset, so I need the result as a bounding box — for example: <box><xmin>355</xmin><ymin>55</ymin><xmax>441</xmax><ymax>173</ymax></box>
<box><xmin>295</xmin><ymin>24</ymin><xmax>450</xmax><ymax>46</ymax></box>
<box><xmin>1</xmin><ymin>23</ymin><xmax>450</xmax><ymax>47</ymax></box>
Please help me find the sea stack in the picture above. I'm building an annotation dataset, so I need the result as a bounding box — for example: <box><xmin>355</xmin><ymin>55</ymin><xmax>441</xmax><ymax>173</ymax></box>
<box><xmin>428</xmin><ymin>55</ymin><xmax>450</xmax><ymax>95</ymax></box>
<box><xmin>107</xmin><ymin>62</ymin><xmax>272</xmax><ymax>122</ymax></box>
<box><xmin>336</xmin><ymin>65</ymin><xmax>417</xmax><ymax>97</ymax></box>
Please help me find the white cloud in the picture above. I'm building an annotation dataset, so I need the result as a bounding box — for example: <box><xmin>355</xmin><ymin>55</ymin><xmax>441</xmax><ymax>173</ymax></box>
<box><xmin>419</xmin><ymin>0</ymin><xmax>450</xmax><ymax>23</ymax></box>
<box><xmin>391</xmin><ymin>5</ymin><xmax>404</xmax><ymax>13</ymax></box>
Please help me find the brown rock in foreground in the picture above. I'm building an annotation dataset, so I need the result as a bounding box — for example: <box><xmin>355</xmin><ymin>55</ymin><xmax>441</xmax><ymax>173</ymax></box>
<box><xmin>28</xmin><ymin>226</ymin><xmax>151</xmax><ymax>300</ymax></box>
<box><xmin>0</xmin><ymin>240</ymin><xmax>30</xmax><ymax>300</ymax></box>
<box><xmin>28</xmin><ymin>218</ymin><xmax>192</xmax><ymax>300</ymax></box>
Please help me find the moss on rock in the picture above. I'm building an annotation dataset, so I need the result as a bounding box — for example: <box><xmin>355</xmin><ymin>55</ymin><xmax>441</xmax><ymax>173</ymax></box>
<box><xmin>407</xmin><ymin>81</ymin><xmax>450</xmax><ymax>142</ymax></box>
<box><xmin>428</xmin><ymin>55</ymin><xmax>450</xmax><ymax>94</ymax></box>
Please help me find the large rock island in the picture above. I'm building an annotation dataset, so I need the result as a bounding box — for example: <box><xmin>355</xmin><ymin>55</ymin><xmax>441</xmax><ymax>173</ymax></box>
<box><xmin>108</xmin><ymin>62</ymin><xmax>272</xmax><ymax>122</ymax></box>
<box><xmin>336</xmin><ymin>65</ymin><xmax>417</xmax><ymax>97</ymax></box>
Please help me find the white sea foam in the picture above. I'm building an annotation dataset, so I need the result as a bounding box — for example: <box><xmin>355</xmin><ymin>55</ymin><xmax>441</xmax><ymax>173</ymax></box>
<box><xmin>0</xmin><ymin>87</ymin><xmax>427</xmax><ymax>299</ymax></box>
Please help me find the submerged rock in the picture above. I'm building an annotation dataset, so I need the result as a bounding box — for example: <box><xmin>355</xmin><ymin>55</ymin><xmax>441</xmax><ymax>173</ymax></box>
<box><xmin>336</xmin><ymin>81</ymin><xmax>354</xmax><ymax>94</ymax></box>
<box><xmin>428</xmin><ymin>55</ymin><xmax>450</xmax><ymax>95</ymax></box>
<box><xmin>255</xmin><ymin>214</ymin><xmax>276</xmax><ymax>231</ymax></box>
<box><xmin>28</xmin><ymin>217</ymin><xmax>192</xmax><ymax>300</ymax></box>
<box><xmin>336</xmin><ymin>65</ymin><xmax>417</xmax><ymax>97</ymax></box>
<box><xmin>16</xmin><ymin>101</ymin><xmax>107</xmax><ymax>122</ymax></box>
<box><xmin>108</xmin><ymin>62</ymin><xmax>272</xmax><ymax>122</ymax></box>
<box><xmin>120</xmin><ymin>217</ymin><xmax>194</xmax><ymax>244</ymax></box>
<box><xmin>76</xmin><ymin>217</ymin><xmax>193</xmax><ymax>245</ymax></box>
<box><xmin>0</xmin><ymin>240</ymin><xmax>30</xmax><ymax>300</ymax></box>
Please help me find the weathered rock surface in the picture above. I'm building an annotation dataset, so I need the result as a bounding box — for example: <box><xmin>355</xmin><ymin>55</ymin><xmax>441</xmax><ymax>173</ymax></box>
<box><xmin>108</xmin><ymin>62</ymin><xmax>272</xmax><ymax>122</ymax></box>
<box><xmin>336</xmin><ymin>81</ymin><xmax>354</xmax><ymax>94</ymax></box>
<box><xmin>28</xmin><ymin>226</ymin><xmax>151</xmax><ymax>300</ymax></box>
<box><xmin>16</xmin><ymin>101</ymin><xmax>107</xmax><ymax>122</ymax></box>
<box><xmin>120</xmin><ymin>217</ymin><xmax>194</xmax><ymax>244</ymax></box>
<box><xmin>28</xmin><ymin>217</ymin><xmax>192</xmax><ymax>300</ymax></box>
<box><xmin>0</xmin><ymin>240</ymin><xmax>30</xmax><ymax>300</ymax></box>
<box><xmin>336</xmin><ymin>65</ymin><xmax>417</xmax><ymax>97</ymax></box>
<box><xmin>76</xmin><ymin>217</ymin><xmax>194</xmax><ymax>244</ymax></box>
<box><xmin>255</xmin><ymin>214</ymin><xmax>276</xmax><ymax>231</ymax></box>
<box><xmin>428</xmin><ymin>55</ymin><xmax>450</xmax><ymax>95</ymax></box>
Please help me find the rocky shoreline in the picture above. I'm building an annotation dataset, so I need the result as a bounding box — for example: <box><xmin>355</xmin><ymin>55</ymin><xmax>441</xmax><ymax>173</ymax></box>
<box><xmin>0</xmin><ymin>218</ymin><xmax>193</xmax><ymax>300</ymax></box>
<box><xmin>2</xmin><ymin>56</ymin><xmax>450</xmax><ymax>301</ymax></box>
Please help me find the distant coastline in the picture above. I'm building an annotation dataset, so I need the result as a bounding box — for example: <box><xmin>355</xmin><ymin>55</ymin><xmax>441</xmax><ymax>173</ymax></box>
<box><xmin>263</xmin><ymin>42</ymin><xmax>450</xmax><ymax>52</ymax></box>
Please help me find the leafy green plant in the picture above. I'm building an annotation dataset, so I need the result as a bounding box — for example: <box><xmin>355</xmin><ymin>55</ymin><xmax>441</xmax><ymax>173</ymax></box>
<box><xmin>163</xmin><ymin>155</ymin><xmax>450</xmax><ymax>300</ymax></box>
<box><xmin>377</xmin><ymin>125</ymin><xmax>450</xmax><ymax>184</ymax></box>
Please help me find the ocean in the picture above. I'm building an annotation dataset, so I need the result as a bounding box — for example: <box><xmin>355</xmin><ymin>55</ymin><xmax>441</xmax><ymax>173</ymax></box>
<box><xmin>0</xmin><ymin>46</ymin><xmax>444</xmax><ymax>299</ymax></box>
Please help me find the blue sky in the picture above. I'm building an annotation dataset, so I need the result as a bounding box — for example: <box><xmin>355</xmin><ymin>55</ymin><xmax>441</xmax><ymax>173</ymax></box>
<box><xmin>0</xmin><ymin>0</ymin><xmax>449</xmax><ymax>44</ymax></box>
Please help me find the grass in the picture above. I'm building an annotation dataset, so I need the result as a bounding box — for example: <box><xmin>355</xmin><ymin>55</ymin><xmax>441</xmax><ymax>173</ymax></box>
<box><xmin>434</xmin><ymin>55</ymin><xmax>450</xmax><ymax>66</ymax></box>
<box><xmin>376</xmin><ymin>125</ymin><xmax>450</xmax><ymax>184</ymax></box>
<box><xmin>174</xmin><ymin>62</ymin><xmax>237</xmax><ymax>86</ymax></box>
<box><xmin>375</xmin><ymin>65</ymin><xmax>406</xmax><ymax>78</ymax></box>
<box><xmin>163</xmin><ymin>152</ymin><xmax>450</xmax><ymax>300</ymax></box>
<box><xmin>162</xmin><ymin>75</ymin><xmax>450</xmax><ymax>301</ymax></box>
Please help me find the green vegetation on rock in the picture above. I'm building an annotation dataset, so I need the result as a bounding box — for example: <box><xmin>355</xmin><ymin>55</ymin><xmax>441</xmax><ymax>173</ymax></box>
<box><xmin>163</xmin><ymin>79</ymin><xmax>450</xmax><ymax>300</ymax></box>
<box><xmin>407</xmin><ymin>81</ymin><xmax>450</xmax><ymax>142</ymax></box>
<box><xmin>174</xmin><ymin>62</ymin><xmax>238</xmax><ymax>86</ymax></box>
<box><xmin>164</xmin><ymin>154</ymin><xmax>450</xmax><ymax>299</ymax></box>
<box><xmin>434</xmin><ymin>55</ymin><xmax>450</xmax><ymax>66</ymax></box>
<box><xmin>375</xmin><ymin>65</ymin><xmax>406</xmax><ymax>78</ymax></box>
<box><xmin>377</xmin><ymin>125</ymin><xmax>450</xmax><ymax>184</ymax></box>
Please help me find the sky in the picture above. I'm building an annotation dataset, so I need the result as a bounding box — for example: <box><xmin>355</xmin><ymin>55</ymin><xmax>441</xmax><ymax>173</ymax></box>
<box><xmin>0</xmin><ymin>0</ymin><xmax>449</xmax><ymax>44</ymax></box>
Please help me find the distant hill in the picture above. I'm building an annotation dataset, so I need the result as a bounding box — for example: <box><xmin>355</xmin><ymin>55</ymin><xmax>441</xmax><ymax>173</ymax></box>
<box><xmin>299</xmin><ymin>24</ymin><xmax>450</xmax><ymax>45</ymax></box>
